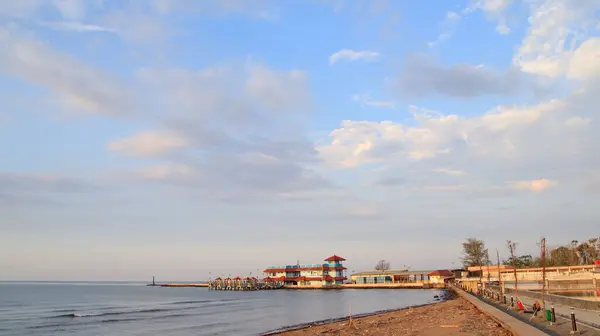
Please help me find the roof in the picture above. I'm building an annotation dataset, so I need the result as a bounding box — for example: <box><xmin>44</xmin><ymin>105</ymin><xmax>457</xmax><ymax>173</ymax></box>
<box><xmin>351</xmin><ymin>269</ymin><xmax>408</xmax><ymax>276</ymax></box>
<box><xmin>428</xmin><ymin>270</ymin><xmax>455</xmax><ymax>277</ymax></box>
<box><xmin>467</xmin><ymin>265</ymin><xmax>513</xmax><ymax>272</ymax></box>
<box><xmin>325</xmin><ymin>255</ymin><xmax>346</xmax><ymax>261</ymax></box>
<box><xmin>351</xmin><ymin>269</ymin><xmax>438</xmax><ymax>277</ymax></box>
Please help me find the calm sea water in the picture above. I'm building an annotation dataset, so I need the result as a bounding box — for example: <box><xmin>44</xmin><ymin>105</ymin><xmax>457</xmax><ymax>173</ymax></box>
<box><xmin>0</xmin><ymin>282</ymin><xmax>443</xmax><ymax>336</ymax></box>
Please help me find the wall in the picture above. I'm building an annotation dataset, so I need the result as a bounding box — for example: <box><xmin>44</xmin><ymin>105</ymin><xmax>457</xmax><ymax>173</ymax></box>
<box><xmin>430</xmin><ymin>276</ymin><xmax>445</xmax><ymax>284</ymax></box>
<box><xmin>342</xmin><ymin>283</ymin><xmax>428</xmax><ymax>289</ymax></box>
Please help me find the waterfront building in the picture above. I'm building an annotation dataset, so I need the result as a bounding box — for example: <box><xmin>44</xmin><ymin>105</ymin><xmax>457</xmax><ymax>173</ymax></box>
<box><xmin>350</xmin><ymin>269</ymin><xmax>440</xmax><ymax>284</ymax></box>
<box><xmin>428</xmin><ymin>270</ymin><xmax>455</xmax><ymax>284</ymax></box>
<box><xmin>263</xmin><ymin>255</ymin><xmax>347</xmax><ymax>287</ymax></box>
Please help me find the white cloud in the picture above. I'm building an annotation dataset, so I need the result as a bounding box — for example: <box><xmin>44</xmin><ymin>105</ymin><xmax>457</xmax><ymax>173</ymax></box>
<box><xmin>565</xmin><ymin>116</ymin><xmax>592</xmax><ymax>128</ymax></box>
<box><xmin>514</xmin><ymin>0</ymin><xmax>600</xmax><ymax>79</ymax></box>
<box><xmin>433</xmin><ymin>168</ymin><xmax>466</xmax><ymax>176</ymax></box>
<box><xmin>0</xmin><ymin>0</ymin><xmax>101</xmax><ymax>21</ymax></box>
<box><xmin>0</xmin><ymin>28</ymin><xmax>131</xmax><ymax>116</ymax></box>
<box><xmin>151</xmin><ymin>0</ymin><xmax>278</xmax><ymax>18</ymax></box>
<box><xmin>511</xmin><ymin>179</ymin><xmax>557</xmax><ymax>192</ymax></box>
<box><xmin>107</xmin><ymin>131</ymin><xmax>190</xmax><ymax>157</ymax></box>
<box><xmin>345</xmin><ymin>204</ymin><xmax>381</xmax><ymax>218</ymax></box>
<box><xmin>495</xmin><ymin>17</ymin><xmax>511</xmax><ymax>34</ymax></box>
<box><xmin>329</xmin><ymin>49</ymin><xmax>380</xmax><ymax>64</ymax></box>
<box><xmin>462</xmin><ymin>0</ymin><xmax>513</xmax><ymax>34</ymax></box>
<box><xmin>446</xmin><ymin>11</ymin><xmax>460</xmax><ymax>21</ymax></box>
<box><xmin>319</xmin><ymin>99</ymin><xmax>566</xmax><ymax>168</ymax></box>
<box><xmin>40</xmin><ymin>21</ymin><xmax>116</xmax><ymax>33</ymax></box>
<box><xmin>424</xmin><ymin>185</ymin><xmax>466</xmax><ymax>191</ymax></box>
<box><xmin>245</xmin><ymin>65</ymin><xmax>310</xmax><ymax>111</ymax></box>
<box><xmin>106</xmin><ymin>62</ymin><xmax>326</xmax><ymax>199</ymax></box>
<box><xmin>428</xmin><ymin>11</ymin><xmax>462</xmax><ymax>48</ymax></box>
<box><xmin>139</xmin><ymin>163</ymin><xmax>194</xmax><ymax>180</ymax></box>
<box><xmin>52</xmin><ymin>0</ymin><xmax>87</xmax><ymax>20</ymax></box>
<box><xmin>477</xmin><ymin>0</ymin><xmax>512</xmax><ymax>14</ymax></box>
<box><xmin>352</xmin><ymin>93</ymin><xmax>395</xmax><ymax>109</ymax></box>
<box><xmin>0</xmin><ymin>0</ymin><xmax>41</xmax><ymax>18</ymax></box>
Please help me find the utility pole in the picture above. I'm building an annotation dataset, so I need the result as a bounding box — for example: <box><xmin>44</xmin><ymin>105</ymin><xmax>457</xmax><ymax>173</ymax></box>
<box><xmin>508</xmin><ymin>240</ymin><xmax>518</xmax><ymax>294</ymax></box>
<box><xmin>496</xmin><ymin>249</ymin><xmax>502</xmax><ymax>296</ymax></box>
<box><xmin>479</xmin><ymin>250</ymin><xmax>484</xmax><ymax>292</ymax></box>
<box><xmin>540</xmin><ymin>237</ymin><xmax>547</xmax><ymax>309</ymax></box>
<box><xmin>486</xmin><ymin>250</ymin><xmax>491</xmax><ymax>283</ymax></box>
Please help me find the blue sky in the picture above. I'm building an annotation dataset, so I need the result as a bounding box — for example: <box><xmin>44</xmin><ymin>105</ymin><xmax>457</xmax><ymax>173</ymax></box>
<box><xmin>2</xmin><ymin>0</ymin><xmax>600</xmax><ymax>281</ymax></box>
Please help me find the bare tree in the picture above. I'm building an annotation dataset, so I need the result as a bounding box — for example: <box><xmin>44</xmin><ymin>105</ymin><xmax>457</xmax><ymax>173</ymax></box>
<box><xmin>374</xmin><ymin>260</ymin><xmax>391</xmax><ymax>272</ymax></box>
<box><xmin>507</xmin><ymin>240</ymin><xmax>518</xmax><ymax>294</ymax></box>
<box><xmin>484</xmin><ymin>249</ymin><xmax>491</xmax><ymax>283</ymax></box>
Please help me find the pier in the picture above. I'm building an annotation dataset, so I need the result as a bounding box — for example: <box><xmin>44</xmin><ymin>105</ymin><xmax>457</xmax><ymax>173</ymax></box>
<box><xmin>146</xmin><ymin>276</ymin><xmax>209</xmax><ymax>287</ymax></box>
<box><xmin>208</xmin><ymin>277</ymin><xmax>284</xmax><ymax>291</ymax></box>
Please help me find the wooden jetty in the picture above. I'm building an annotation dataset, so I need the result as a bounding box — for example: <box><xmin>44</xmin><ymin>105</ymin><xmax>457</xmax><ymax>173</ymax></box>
<box><xmin>146</xmin><ymin>276</ymin><xmax>283</xmax><ymax>290</ymax></box>
<box><xmin>208</xmin><ymin>277</ymin><xmax>284</xmax><ymax>291</ymax></box>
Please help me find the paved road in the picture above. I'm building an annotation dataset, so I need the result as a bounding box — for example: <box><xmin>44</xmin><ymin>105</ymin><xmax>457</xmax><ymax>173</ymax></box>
<box><xmin>516</xmin><ymin>294</ymin><xmax>600</xmax><ymax>328</ymax></box>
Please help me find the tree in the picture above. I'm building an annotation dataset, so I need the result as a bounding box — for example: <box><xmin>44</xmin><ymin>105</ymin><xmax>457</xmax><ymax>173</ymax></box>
<box><xmin>374</xmin><ymin>260</ymin><xmax>390</xmax><ymax>271</ymax></box>
<box><xmin>550</xmin><ymin>246</ymin><xmax>571</xmax><ymax>266</ymax></box>
<box><xmin>461</xmin><ymin>238</ymin><xmax>486</xmax><ymax>268</ymax></box>
<box><xmin>503</xmin><ymin>254</ymin><xmax>535</xmax><ymax>268</ymax></box>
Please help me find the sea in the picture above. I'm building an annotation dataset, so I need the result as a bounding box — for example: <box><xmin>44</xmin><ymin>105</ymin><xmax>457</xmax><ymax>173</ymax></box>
<box><xmin>0</xmin><ymin>282</ymin><xmax>443</xmax><ymax>336</ymax></box>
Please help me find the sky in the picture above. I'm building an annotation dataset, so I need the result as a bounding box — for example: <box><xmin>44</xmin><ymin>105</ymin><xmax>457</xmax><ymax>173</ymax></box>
<box><xmin>1</xmin><ymin>0</ymin><xmax>600</xmax><ymax>281</ymax></box>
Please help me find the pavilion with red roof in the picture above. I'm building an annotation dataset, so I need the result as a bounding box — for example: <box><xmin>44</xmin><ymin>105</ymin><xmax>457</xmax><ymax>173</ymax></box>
<box><xmin>325</xmin><ymin>255</ymin><xmax>346</xmax><ymax>262</ymax></box>
<box><xmin>263</xmin><ymin>254</ymin><xmax>347</xmax><ymax>288</ymax></box>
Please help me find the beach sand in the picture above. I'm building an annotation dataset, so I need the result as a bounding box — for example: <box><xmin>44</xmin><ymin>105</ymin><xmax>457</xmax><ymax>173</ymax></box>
<box><xmin>275</xmin><ymin>296</ymin><xmax>513</xmax><ymax>336</ymax></box>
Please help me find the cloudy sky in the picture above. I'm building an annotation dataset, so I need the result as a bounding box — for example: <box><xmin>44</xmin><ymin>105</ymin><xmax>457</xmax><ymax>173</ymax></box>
<box><xmin>1</xmin><ymin>0</ymin><xmax>600</xmax><ymax>281</ymax></box>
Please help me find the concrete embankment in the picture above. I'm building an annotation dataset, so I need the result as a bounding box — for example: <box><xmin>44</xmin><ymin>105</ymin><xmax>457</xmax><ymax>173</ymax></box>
<box><xmin>147</xmin><ymin>283</ymin><xmax>209</xmax><ymax>287</ymax></box>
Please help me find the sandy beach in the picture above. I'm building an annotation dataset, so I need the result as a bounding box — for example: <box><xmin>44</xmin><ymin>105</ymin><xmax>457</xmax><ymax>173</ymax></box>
<box><xmin>275</xmin><ymin>296</ymin><xmax>513</xmax><ymax>336</ymax></box>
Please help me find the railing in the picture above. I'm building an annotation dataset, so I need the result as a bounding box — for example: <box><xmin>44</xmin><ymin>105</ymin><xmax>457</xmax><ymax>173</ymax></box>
<box><xmin>267</xmin><ymin>263</ymin><xmax>343</xmax><ymax>269</ymax></box>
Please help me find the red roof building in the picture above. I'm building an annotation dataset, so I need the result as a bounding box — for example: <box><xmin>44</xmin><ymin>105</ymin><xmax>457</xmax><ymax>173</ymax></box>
<box><xmin>263</xmin><ymin>255</ymin><xmax>347</xmax><ymax>287</ymax></box>
<box><xmin>325</xmin><ymin>255</ymin><xmax>346</xmax><ymax>262</ymax></box>
<box><xmin>428</xmin><ymin>270</ymin><xmax>455</xmax><ymax>277</ymax></box>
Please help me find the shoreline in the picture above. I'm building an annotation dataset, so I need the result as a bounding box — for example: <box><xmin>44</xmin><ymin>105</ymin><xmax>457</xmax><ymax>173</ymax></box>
<box><xmin>264</xmin><ymin>290</ymin><xmax>516</xmax><ymax>336</ymax></box>
<box><xmin>261</xmin><ymin>290</ymin><xmax>451</xmax><ymax>335</ymax></box>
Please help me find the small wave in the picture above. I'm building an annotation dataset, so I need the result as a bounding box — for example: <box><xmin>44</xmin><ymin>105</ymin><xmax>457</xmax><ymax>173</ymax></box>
<box><xmin>51</xmin><ymin>308</ymin><xmax>165</xmax><ymax>319</ymax></box>
<box><xmin>150</xmin><ymin>313</ymin><xmax>194</xmax><ymax>320</ymax></box>
<box><xmin>29</xmin><ymin>323</ymin><xmax>65</xmax><ymax>329</ymax></box>
<box><xmin>170</xmin><ymin>300</ymin><xmax>212</xmax><ymax>305</ymax></box>
<box><xmin>169</xmin><ymin>298</ymin><xmax>238</xmax><ymax>305</ymax></box>
<box><xmin>100</xmin><ymin>317</ymin><xmax>143</xmax><ymax>324</ymax></box>
<box><xmin>29</xmin><ymin>317</ymin><xmax>143</xmax><ymax>329</ymax></box>
<box><xmin>52</xmin><ymin>309</ymin><xmax>76</xmax><ymax>313</ymax></box>
<box><xmin>33</xmin><ymin>312</ymin><xmax>196</xmax><ymax>329</ymax></box>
